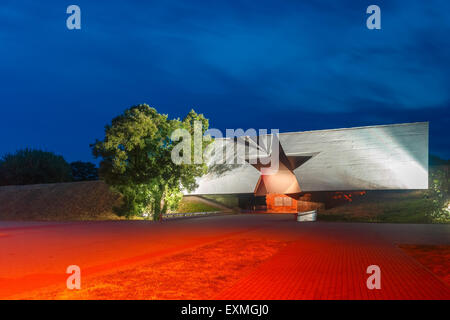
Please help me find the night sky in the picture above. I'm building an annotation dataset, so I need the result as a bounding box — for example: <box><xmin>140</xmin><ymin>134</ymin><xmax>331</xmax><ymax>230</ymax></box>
<box><xmin>0</xmin><ymin>0</ymin><xmax>449</xmax><ymax>162</ymax></box>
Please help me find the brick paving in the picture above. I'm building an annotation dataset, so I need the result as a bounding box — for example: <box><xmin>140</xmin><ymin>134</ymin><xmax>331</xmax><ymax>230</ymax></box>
<box><xmin>216</xmin><ymin>221</ymin><xmax>450</xmax><ymax>300</ymax></box>
<box><xmin>1</xmin><ymin>215</ymin><xmax>449</xmax><ymax>300</ymax></box>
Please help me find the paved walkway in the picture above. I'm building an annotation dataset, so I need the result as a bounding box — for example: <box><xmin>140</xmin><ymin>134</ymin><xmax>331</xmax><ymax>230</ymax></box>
<box><xmin>216</xmin><ymin>222</ymin><xmax>450</xmax><ymax>299</ymax></box>
<box><xmin>1</xmin><ymin>215</ymin><xmax>449</xmax><ymax>299</ymax></box>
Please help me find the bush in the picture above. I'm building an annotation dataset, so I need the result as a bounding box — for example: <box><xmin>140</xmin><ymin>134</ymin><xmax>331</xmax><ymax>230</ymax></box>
<box><xmin>0</xmin><ymin>148</ymin><xmax>72</xmax><ymax>186</ymax></box>
<box><xmin>426</xmin><ymin>164</ymin><xmax>450</xmax><ymax>223</ymax></box>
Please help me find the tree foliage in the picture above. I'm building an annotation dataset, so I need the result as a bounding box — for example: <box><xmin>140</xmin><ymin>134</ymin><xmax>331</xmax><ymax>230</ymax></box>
<box><xmin>0</xmin><ymin>148</ymin><xmax>72</xmax><ymax>186</ymax></box>
<box><xmin>71</xmin><ymin>161</ymin><xmax>99</xmax><ymax>181</ymax></box>
<box><xmin>91</xmin><ymin>104</ymin><xmax>211</xmax><ymax>220</ymax></box>
<box><xmin>426</xmin><ymin>160</ymin><xmax>450</xmax><ymax>223</ymax></box>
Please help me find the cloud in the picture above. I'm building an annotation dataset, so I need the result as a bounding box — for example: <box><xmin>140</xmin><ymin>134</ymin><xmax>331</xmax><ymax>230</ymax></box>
<box><xmin>0</xmin><ymin>0</ymin><xmax>448</xmax><ymax>160</ymax></box>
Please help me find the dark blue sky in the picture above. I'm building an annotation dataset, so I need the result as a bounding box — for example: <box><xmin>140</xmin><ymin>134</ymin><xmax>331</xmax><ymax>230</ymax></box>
<box><xmin>0</xmin><ymin>0</ymin><xmax>449</xmax><ymax>162</ymax></box>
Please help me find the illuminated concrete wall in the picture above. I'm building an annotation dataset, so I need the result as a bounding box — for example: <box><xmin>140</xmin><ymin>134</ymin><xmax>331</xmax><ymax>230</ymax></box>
<box><xmin>186</xmin><ymin>122</ymin><xmax>428</xmax><ymax>195</ymax></box>
<box><xmin>284</xmin><ymin>122</ymin><xmax>428</xmax><ymax>191</ymax></box>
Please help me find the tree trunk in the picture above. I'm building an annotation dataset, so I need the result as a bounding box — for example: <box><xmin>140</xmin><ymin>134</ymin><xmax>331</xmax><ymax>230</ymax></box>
<box><xmin>153</xmin><ymin>185</ymin><xmax>166</xmax><ymax>222</ymax></box>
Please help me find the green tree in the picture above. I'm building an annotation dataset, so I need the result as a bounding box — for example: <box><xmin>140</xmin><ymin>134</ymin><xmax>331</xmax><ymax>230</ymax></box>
<box><xmin>71</xmin><ymin>161</ymin><xmax>99</xmax><ymax>181</ymax></box>
<box><xmin>0</xmin><ymin>148</ymin><xmax>72</xmax><ymax>186</ymax></box>
<box><xmin>91</xmin><ymin>104</ymin><xmax>211</xmax><ymax>220</ymax></box>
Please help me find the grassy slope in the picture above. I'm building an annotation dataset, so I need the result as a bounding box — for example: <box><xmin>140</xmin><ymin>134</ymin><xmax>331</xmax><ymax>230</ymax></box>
<box><xmin>0</xmin><ymin>182</ymin><xmax>445</xmax><ymax>223</ymax></box>
<box><xmin>0</xmin><ymin>181</ymin><xmax>122</xmax><ymax>221</ymax></box>
<box><xmin>0</xmin><ymin>181</ymin><xmax>226</xmax><ymax>221</ymax></box>
<box><xmin>318</xmin><ymin>191</ymin><xmax>440</xmax><ymax>223</ymax></box>
<box><xmin>173</xmin><ymin>198</ymin><xmax>221</xmax><ymax>213</ymax></box>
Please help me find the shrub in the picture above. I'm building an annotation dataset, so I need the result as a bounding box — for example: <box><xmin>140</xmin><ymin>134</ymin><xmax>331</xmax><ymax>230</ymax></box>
<box><xmin>71</xmin><ymin>161</ymin><xmax>99</xmax><ymax>181</ymax></box>
<box><xmin>426</xmin><ymin>164</ymin><xmax>450</xmax><ymax>223</ymax></box>
<box><xmin>0</xmin><ymin>148</ymin><xmax>72</xmax><ymax>186</ymax></box>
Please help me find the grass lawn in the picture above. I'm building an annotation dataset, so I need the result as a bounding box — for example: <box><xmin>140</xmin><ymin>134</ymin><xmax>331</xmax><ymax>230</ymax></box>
<box><xmin>318</xmin><ymin>191</ymin><xmax>447</xmax><ymax>223</ymax></box>
<box><xmin>174</xmin><ymin>200</ymin><xmax>220</xmax><ymax>213</ymax></box>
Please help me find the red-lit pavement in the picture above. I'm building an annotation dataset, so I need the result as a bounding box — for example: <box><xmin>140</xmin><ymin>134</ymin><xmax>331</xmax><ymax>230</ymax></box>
<box><xmin>0</xmin><ymin>215</ymin><xmax>449</xmax><ymax>299</ymax></box>
<box><xmin>217</xmin><ymin>222</ymin><xmax>450</xmax><ymax>299</ymax></box>
<box><xmin>0</xmin><ymin>218</ymin><xmax>260</xmax><ymax>298</ymax></box>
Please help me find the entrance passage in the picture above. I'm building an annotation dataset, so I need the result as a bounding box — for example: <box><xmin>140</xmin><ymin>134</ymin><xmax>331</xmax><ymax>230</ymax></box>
<box><xmin>266</xmin><ymin>194</ymin><xmax>297</xmax><ymax>213</ymax></box>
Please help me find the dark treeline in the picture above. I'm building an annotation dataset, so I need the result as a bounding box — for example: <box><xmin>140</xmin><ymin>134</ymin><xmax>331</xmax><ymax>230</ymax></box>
<box><xmin>0</xmin><ymin>148</ymin><xmax>98</xmax><ymax>186</ymax></box>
